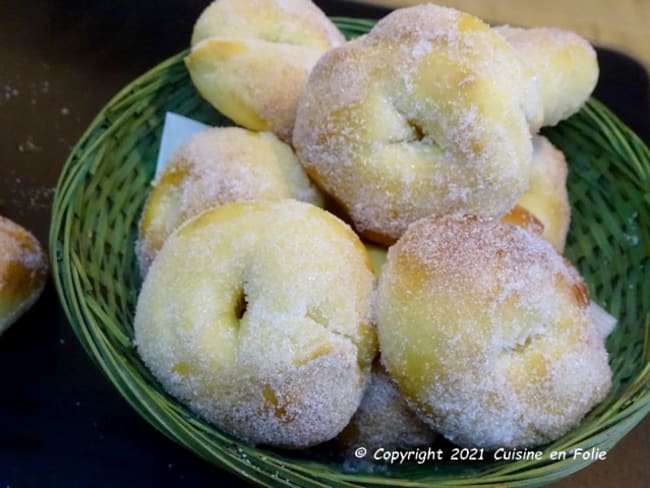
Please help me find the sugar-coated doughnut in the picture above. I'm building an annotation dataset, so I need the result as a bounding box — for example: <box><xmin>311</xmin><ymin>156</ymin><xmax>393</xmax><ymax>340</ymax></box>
<box><xmin>513</xmin><ymin>135</ymin><xmax>571</xmax><ymax>252</ymax></box>
<box><xmin>495</xmin><ymin>25</ymin><xmax>598</xmax><ymax>127</ymax></box>
<box><xmin>137</xmin><ymin>127</ymin><xmax>322</xmax><ymax>274</ymax></box>
<box><xmin>294</xmin><ymin>5</ymin><xmax>542</xmax><ymax>244</ymax></box>
<box><xmin>376</xmin><ymin>214</ymin><xmax>612</xmax><ymax>448</ymax></box>
<box><xmin>135</xmin><ymin>200</ymin><xmax>376</xmax><ymax>448</ymax></box>
<box><xmin>0</xmin><ymin>216</ymin><xmax>48</xmax><ymax>335</ymax></box>
<box><xmin>337</xmin><ymin>362</ymin><xmax>436</xmax><ymax>452</ymax></box>
<box><xmin>186</xmin><ymin>0</ymin><xmax>345</xmax><ymax>141</ymax></box>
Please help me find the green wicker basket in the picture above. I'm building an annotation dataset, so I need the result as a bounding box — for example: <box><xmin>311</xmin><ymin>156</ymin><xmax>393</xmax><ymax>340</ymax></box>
<box><xmin>49</xmin><ymin>17</ymin><xmax>650</xmax><ymax>487</ymax></box>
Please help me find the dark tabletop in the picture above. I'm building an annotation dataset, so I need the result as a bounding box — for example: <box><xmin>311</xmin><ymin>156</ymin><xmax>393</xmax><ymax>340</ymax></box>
<box><xmin>1</xmin><ymin>1</ymin><xmax>649</xmax><ymax>487</ymax></box>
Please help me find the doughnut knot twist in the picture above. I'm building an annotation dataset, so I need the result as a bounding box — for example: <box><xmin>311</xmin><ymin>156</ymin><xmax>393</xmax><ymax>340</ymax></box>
<box><xmin>137</xmin><ymin>126</ymin><xmax>323</xmax><ymax>274</ymax></box>
<box><xmin>135</xmin><ymin>200</ymin><xmax>377</xmax><ymax>448</ymax></box>
<box><xmin>496</xmin><ymin>26</ymin><xmax>598</xmax><ymax>127</ymax></box>
<box><xmin>186</xmin><ymin>0</ymin><xmax>345</xmax><ymax>141</ymax></box>
<box><xmin>294</xmin><ymin>4</ymin><xmax>543</xmax><ymax>244</ymax></box>
<box><xmin>376</xmin><ymin>214</ymin><xmax>611</xmax><ymax>448</ymax></box>
<box><xmin>0</xmin><ymin>216</ymin><xmax>48</xmax><ymax>335</ymax></box>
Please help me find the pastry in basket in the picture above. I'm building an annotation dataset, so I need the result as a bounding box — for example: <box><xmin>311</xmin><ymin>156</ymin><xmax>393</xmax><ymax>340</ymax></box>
<box><xmin>505</xmin><ymin>135</ymin><xmax>571</xmax><ymax>252</ymax></box>
<box><xmin>293</xmin><ymin>4</ymin><xmax>542</xmax><ymax>244</ymax></box>
<box><xmin>134</xmin><ymin>200</ymin><xmax>376</xmax><ymax>448</ymax></box>
<box><xmin>337</xmin><ymin>361</ymin><xmax>436</xmax><ymax>452</ymax></box>
<box><xmin>136</xmin><ymin>126</ymin><xmax>323</xmax><ymax>275</ymax></box>
<box><xmin>186</xmin><ymin>0</ymin><xmax>345</xmax><ymax>142</ymax></box>
<box><xmin>495</xmin><ymin>25</ymin><xmax>599</xmax><ymax>127</ymax></box>
<box><xmin>375</xmin><ymin>214</ymin><xmax>612</xmax><ymax>448</ymax></box>
<box><xmin>0</xmin><ymin>216</ymin><xmax>48</xmax><ymax>335</ymax></box>
<box><xmin>363</xmin><ymin>242</ymin><xmax>388</xmax><ymax>277</ymax></box>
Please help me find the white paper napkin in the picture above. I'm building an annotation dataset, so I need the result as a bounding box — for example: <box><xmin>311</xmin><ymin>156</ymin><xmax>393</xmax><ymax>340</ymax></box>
<box><xmin>155</xmin><ymin>112</ymin><xmax>210</xmax><ymax>177</ymax></box>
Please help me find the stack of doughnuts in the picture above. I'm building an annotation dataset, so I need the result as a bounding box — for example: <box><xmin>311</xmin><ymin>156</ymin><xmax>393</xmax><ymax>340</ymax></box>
<box><xmin>135</xmin><ymin>0</ymin><xmax>613</xmax><ymax>455</ymax></box>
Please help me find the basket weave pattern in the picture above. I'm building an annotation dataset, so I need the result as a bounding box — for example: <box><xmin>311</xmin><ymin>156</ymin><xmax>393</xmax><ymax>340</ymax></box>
<box><xmin>50</xmin><ymin>18</ymin><xmax>650</xmax><ymax>487</ymax></box>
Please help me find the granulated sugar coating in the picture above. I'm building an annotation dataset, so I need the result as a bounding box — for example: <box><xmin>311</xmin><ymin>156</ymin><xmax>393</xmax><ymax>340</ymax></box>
<box><xmin>0</xmin><ymin>216</ymin><xmax>48</xmax><ymax>335</ymax></box>
<box><xmin>337</xmin><ymin>362</ymin><xmax>436</xmax><ymax>451</ymax></box>
<box><xmin>495</xmin><ymin>25</ymin><xmax>598</xmax><ymax>127</ymax></box>
<box><xmin>134</xmin><ymin>200</ymin><xmax>376</xmax><ymax>448</ymax></box>
<box><xmin>375</xmin><ymin>214</ymin><xmax>612</xmax><ymax>448</ymax></box>
<box><xmin>187</xmin><ymin>0</ymin><xmax>345</xmax><ymax>141</ymax></box>
<box><xmin>136</xmin><ymin>127</ymin><xmax>323</xmax><ymax>275</ymax></box>
<box><xmin>293</xmin><ymin>4</ymin><xmax>543</xmax><ymax>245</ymax></box>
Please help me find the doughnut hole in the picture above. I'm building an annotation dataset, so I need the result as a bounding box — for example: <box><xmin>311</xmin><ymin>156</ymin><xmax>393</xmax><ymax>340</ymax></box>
<box><xmin>135</xmin><ymin>200</ymin><xmax>376</xmax><ymax>448</ymax></box>
<box><xmin>376</xmin><ymin>214</ymin><xmax>612</xmax><ymax>448</ymax></box>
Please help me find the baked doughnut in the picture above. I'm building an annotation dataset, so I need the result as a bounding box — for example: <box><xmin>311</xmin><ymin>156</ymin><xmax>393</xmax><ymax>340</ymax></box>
<box><xmin>135</xmin><ymin>200</ymin><xmax>376</xmax><ymax>448</ymax></box>
<box><xmin>511</xmin><ymin>135</ymin><xmax>571</xmax><ymax>252</ymax></box>
<box><xmin>186</xmin><ymin>0</ymin><xmax>345</xmax><ymax>141</ymax></box>
<box><xmin>495</xmin><ymin>25</ymin><xmax>598</xmax><ymax>127</ymax></box>
<box><xmin>376</xmin><ymin>214</ymin><xmax>612</xmax><ymax>448</ymax></box>
<box><xmin>294</xmin><ymin>5</ymin><xmax>543</xmax><ymax>244</ymax></box>
<box><xmin>337</xmin><ymin>361</ymin><xmax>436</xmax><ymax>452</ymax></box>
<box><xmin>0</xmin><ymin>216</ymin><xmax>48</xmax><ymax>335</ymax></box>
<box><xmin>137</xmin><ymin>126</ymin><xmax>323</xmax><ymax>274</ymax></box>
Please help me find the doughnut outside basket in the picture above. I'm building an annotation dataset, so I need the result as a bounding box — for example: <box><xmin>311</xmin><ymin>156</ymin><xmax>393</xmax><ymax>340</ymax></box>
<box><xmin>49</xmin><ymin>17</ymin><xmax>650</xmax><ymax>488</ymax></box>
